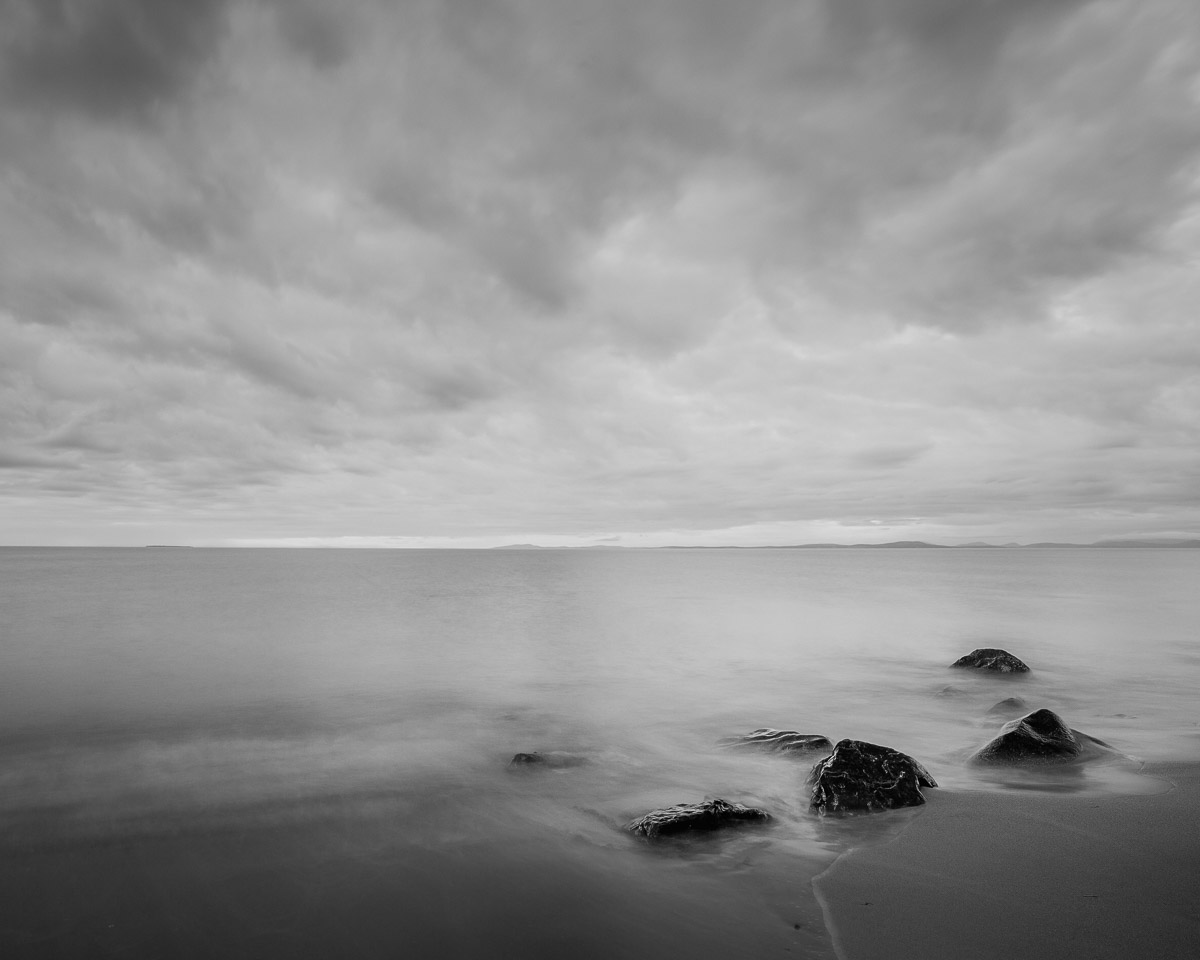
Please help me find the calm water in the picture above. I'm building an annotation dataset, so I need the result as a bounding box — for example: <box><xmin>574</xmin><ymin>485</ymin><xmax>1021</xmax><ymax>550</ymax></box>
<box><xmin>2</xmin><ymin>547</ymin><xmax>1198</xmax><ymax>958</ymax></box>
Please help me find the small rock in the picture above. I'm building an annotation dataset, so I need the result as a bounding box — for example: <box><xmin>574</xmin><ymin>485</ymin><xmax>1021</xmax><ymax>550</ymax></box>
<box><xmin>951</xmin><ymin>648</ymin><xmax>1030</xmax><ymax>673</ymax></box>
<box><xmin>508</xmin><ymin>751</ymin><xmax>590</xmax><ymax>768</ymax></box>
<box><xmin>935</xmin><ymin>685</ymin><xmax>970</xmax><ymax>699</ymax></box>
<box><xmin>986</xmin><ymin>697</ymin><xmax>1029</xmax><ymax>717</ymax></box>
<box><xmin>809</xmin><ymin>740</ymin><xmax>937</xmax><ymax>815</ymax></box>
<box><xmin>718</xmin><ymin>729</ymin><xmax>833</xmax><ymax>754</ymax></box>
<box><xmin>969</xmin><ymin>708</ymin><xmax>1086</xmax><ymax>764</ymax></box>
<box><xmin>626</xmin><ymin>798</ymin><xmax>772</xmax><ymax>838</ymax></box>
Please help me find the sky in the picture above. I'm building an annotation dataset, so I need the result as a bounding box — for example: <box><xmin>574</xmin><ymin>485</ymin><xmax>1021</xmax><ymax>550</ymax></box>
<box><xmin>1</xmin><ymin>0</ymin><xmax>1198</xmax><ymax>547</ymax></box>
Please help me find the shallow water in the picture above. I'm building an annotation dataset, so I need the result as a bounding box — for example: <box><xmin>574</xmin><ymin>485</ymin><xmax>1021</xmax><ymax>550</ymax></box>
<box><xmin>2</xmin><ymin>547</ymin><xmax>1197</xmax><ymax>957</ymax></box>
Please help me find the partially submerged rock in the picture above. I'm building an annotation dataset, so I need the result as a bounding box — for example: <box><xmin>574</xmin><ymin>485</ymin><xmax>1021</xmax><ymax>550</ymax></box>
<box><xmin>626</xmin><ymin>798</ymin><xmax>772</xmax><ymax>839</ymax></box>
<box><xmin>508</xmin><ymin>751</ymin><xmax>590</xmax><ymax>769</ymax></box>
<box><xmin>809</xmin><ymin>740</ymin><xmax>937</xmax><ymax>815</ymax></box>
<box><xmin>718</xmin><ymin>728</ymin><xmax>832</xmax><ymax>754</ymax></box>
<box><xmin>986</xmin><ymin>697</ymin><xmax>1029</xmax><ymax>717</ymax></box>
<box><xmin>970</xmin><ymin>708</ymin><xmax>1112</xmax><ymax>764</ymax></box>
<box><xmin>951</xmin><ymin>648</ymin><xmax>1030</xmax><ymax>673</ymax></box>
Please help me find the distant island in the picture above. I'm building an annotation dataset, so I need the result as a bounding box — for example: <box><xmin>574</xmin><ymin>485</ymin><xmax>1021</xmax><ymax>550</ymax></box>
<box><xmin>492</xmin><ymin>539</ymin><xmax>1200</xmax><ymax>550</ymax></box>
<box><xmin>663</xmin><ymin>539</ymin><xmax>1200</xmax><ymax>549</ymax></box>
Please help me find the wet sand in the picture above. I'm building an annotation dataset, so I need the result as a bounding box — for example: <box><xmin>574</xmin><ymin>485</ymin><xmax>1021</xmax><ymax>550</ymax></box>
<box><xmin>0</xmin><ymin>806</ymin><xmax>834</xmax><ymax>960</ymax></box>
<box><xmin>815</xmin><ymin>761</ymin><xmax>1200</xmax><ymax>960</ymax></box>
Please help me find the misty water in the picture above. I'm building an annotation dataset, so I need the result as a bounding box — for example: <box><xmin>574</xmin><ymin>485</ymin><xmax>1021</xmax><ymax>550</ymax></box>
<box><xmin>3</xmin><ymin>547</ymin><xmax>1198</xmax><ymax>958</ymax></box>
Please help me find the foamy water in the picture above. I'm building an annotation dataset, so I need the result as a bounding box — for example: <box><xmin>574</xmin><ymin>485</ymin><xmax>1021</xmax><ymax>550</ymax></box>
<box><xmin>2</xmin><ymin>547</ymin><xmax>1197</xmax><ymax>957</ymax></box>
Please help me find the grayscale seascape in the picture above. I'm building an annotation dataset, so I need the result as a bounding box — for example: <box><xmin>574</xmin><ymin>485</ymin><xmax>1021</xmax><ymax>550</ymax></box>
<box><xmin>3</xmin><ymin>546</ymin><xmax>1198</xmax><ymax>957</ymax></box>
<box><xmin>3</xmin><ymin>0</ymin><xmax>1199</xmax><ymax>956</ymax></box>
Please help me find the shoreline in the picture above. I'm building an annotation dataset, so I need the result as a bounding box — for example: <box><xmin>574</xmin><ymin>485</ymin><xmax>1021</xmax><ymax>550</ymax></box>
<box><xmin>813</xmin><ymin>760</ymin><xmax>1200</xmax><ymax>959</ymax></box>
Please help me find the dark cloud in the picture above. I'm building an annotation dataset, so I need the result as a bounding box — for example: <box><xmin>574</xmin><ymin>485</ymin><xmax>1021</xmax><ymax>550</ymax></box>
<box><xmin>0</xmin><ymin>448</ymin><xmax>76</xmax><ymax>469</ymax></box>
<box><xmin>0</xmin><ymin>0</ymin><xmax>231</xmax><ymax>119</ymax></box>
<box><xmin>134</xmin><ymin>180</ymin><xmax>247</xmax><ymax>257</ymax></box>
<box><xmin>38</xmin><ymin>420</ymin><xmax>116</xmax><ymax>453</ymax></box>
<box><xmin>824</xmin><ymin>0</ymin><xmax>1094</xmax><ymax>67</ymax></box>
<box><xmin>345</xmin><ymin>0</ymin><xmax>1199</xmax><ymax>330</ymax></box>
<box><xmin>414</xmin><ymin>365</ymin><xmax>501</xmax><ymax>413</ymax></box>
<box><xmin>4</xmin><ymin>274</ymin><xmax>124</xmax><ymax>328</ymax></box>
<box><xmin>359</xmin><ymin>0</ymin><xmax>747</xmax><ymax>308</ymax></box>
<box><xmin>273</xmin><ymin>1</ymin><xmax>353</xmax><ymax>70</ymax></box>
<box><xmin>849</xmin><ymin>444</ymin><xmax>932</xmax><ymax>469</ymax></box>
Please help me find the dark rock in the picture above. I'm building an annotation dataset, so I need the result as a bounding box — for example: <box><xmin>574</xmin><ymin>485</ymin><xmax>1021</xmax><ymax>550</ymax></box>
<box><xmin>951</xmin><ymin>648</ymin><xmax>1030</xmax><ymax>673</ymax></box>
<box><xmin>986</xmin><ymin>697</ymin><xmax>1028</xmax><ymax>717</ymax></box>
<box><xmin>969</xmin><ymin>708</ymin><xmax>1082</xmax><ymax>764</ymax></box>
<box><xmin>508</xmin><ymin>751</ymin><xmax>590</xmax><ymax>768</ymax></box>
<box><xmin>626</xmin><ymin>798</ymin><xmax>772</xmax><ymax>839</ymax></box>
<box><xmin>809</xmin><ymin>740</ymin><xmax>937</xmax><ymax>815</ymax></box>
<box><xmin>718</xmin><ymin>728</ymin><xmax>833</xmax><ymax>754</ymax></box>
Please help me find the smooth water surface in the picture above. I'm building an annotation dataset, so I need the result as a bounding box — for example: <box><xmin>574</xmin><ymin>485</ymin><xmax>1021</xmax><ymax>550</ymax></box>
<box><xmin>2</xmin><ymin>547</ymin><xmax>1198</xmax><ymax>958</ymax></box>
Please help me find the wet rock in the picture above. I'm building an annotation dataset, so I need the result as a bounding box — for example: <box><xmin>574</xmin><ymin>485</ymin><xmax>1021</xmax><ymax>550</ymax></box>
<box><xmin>986</xmin><ymin>697</ymin><xmax>1029</xmax><ymax>717</ymax></box>
<box><xmin>969</xmin><ymin>708</ymin><xmax>1092</xmax><ymax>764</ymax></box>
<box><xmin>935</xmin><ymin>685</ymin><xmax>970</xmax><ymax>699</ymax></box>
<box><xmin>951</xmin><ymin>648</ymin><xmax>1030</xmax><ymax>673</ymax></box>
<box><xmin>718</xmin><ymin>729</ymin><xmax>832</xmax><ymax>754</ymax></box>
<box><xmin>508</xmin><ymin>751</ymin><xmax>590</xmax><ymax>768</ymax></box>
<box><xmin>626</xmin><ymin>798</ymin><xmax>772</xmax><ymax>839</ymax></box>
<box><xmin>809</xmin><ymin>740</ymin><xmax>937</xmax><ymax>815</ymax></box>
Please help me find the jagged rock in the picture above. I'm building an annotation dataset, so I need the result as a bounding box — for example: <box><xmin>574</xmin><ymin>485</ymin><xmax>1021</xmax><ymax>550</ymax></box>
<box><xmin>969</xmin><ymin>708</ymin><xmax>1089</xmax><ymax>764</ymax></box>
<box><xmin>626</xmin><ymin>798</ymin><xmax>772</xmax><ymax>839</ymax></box>
<box><xmin>508</xmin><ymin>751</ymin><xmax>590</xmax><ymax>768</ymax></box>
<box><xmin>986</xmin><ymin>697</ymin><xmax>1029</xmax><ymax>717</ymax></box>
<box><xmin>718</xmin><ymin>728</ymin><xmax>832</xmax><ymax>754</ymax></box>
<box><xmin>809</xmin><ymin>740</ymin><xmax>937</xmax><ymax>815</ymax></box>
<box><xmin>951</xmin><ymin>648</ymin><xmax>1030</xmax><ymax>673</ymax></box>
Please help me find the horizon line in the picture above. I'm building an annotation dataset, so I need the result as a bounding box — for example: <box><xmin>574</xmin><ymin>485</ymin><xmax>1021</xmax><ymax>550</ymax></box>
<box><xmin>5</xmin><ymin>537</ymin><xmax>1200</xmax><ymax>550</ymax></box>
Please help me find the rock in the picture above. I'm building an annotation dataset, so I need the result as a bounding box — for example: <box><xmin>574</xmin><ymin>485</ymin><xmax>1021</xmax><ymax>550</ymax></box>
<box><xmin>969</xmin><ymin>708</ymin><xmax>1085</xmax><ymax>764</ymax></box>
<box><xmin>809</xmin><ymin>740</ymin><xmax>937</xmax><ymax>815</ymax></box>
<box><xmin>718</xmin><ymin>728</ymin><xmax>833</xmax><ymax>754</ymax></box>
<box><xmin>508</xmin><ymin>751</ymin><xmax>590</xmax><ymax>768</ymax></box>
<box><xmin>986</xmin><ymin>697</ymin><xmax>1028</xmax><ymax>717</ymax></box>
<box><xmin>935</xmin><ymin>685</ymin><xmax>970</xmax><ymax>699</ymax></box>
<box><xmin>951</xmin><ymin>648</ymin><xmax>1030</xmax><ymax>673</ymax></box>
<box><xmin>626</xmin><ymin>798</ymin><xmax>772</xmax><ymax>839</ymax></box>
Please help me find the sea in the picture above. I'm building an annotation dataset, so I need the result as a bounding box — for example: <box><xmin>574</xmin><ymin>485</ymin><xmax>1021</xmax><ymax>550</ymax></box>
<box><xmin>2</xmin><ymin>546</ymin><xmax>1198</xmax><ymax>959</ymax></box>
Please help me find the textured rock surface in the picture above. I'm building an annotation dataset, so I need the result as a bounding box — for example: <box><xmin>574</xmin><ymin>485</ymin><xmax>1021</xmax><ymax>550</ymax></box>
<box><xmin>626</xmin><ymin>798</ymin><xmax>772</xmax><ymax>838</ymax></box>
<box><xmin>986</xmin><ymin>697</ymin><xmax>1029</xmax><ymax>716</ymax></box>
<box><xmin>970</xmin><ymin>708</ymin><xmax>1113</xmax><ymax>764</ymax></box>
<box><xmin>951</xmin><ymin>648</ymin><xmax>1030</xmax><ymax>673</ymax></box>
<box><xmin>718</xmin><ymin>728</ymin><xmax>833</xmax><ymax>754</ymax></box>
<box><xmin>508</xmin><ymin>751</ymin><xmax>590</xmax><ymax>768</ymax></box>
<box><xmin>809</xmin><ymin>740</ymin><xmax>937</xmax><ymax>815</ymax></box>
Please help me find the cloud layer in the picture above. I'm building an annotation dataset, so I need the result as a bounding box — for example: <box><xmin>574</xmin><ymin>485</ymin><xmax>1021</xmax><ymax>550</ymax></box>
<box><xmin>1</xmin><ymin>0</ymin><xmax>1198</xmax><ymax>545</ymax></box>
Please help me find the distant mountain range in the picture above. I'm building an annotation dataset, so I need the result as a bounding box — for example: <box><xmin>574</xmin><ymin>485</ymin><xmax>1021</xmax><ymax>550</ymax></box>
<box><xmin>765</xmin><ymin>538</ymin><xmax>1200</xmax><ymax>549</ymax></box>
<box><xmin>493</xmin><ymin>538</ymin><xmax>1200</xmax><ymax>549</ymax></box>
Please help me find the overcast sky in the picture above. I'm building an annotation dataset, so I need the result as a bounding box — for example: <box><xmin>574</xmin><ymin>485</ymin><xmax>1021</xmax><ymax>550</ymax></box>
<box><xmin>1</xmin><ymin>0</ymin><xmax>1198</xmax><ymax>547</ymax></box>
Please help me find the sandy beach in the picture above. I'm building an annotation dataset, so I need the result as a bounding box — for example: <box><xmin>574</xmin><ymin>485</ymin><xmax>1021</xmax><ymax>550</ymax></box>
<box><xmin>815</xmin><ymin>761</ymin><xmax>1200</xmax><ymax>960</ymax></box>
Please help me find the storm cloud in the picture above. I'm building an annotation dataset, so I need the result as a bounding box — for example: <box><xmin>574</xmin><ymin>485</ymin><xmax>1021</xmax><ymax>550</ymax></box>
<box><xmin>0</xmin><ymin>0</ymin><xmax>1197</xmax><ymax>546</ymax></box>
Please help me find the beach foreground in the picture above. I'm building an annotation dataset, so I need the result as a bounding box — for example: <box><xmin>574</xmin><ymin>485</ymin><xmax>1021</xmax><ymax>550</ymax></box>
<box><xmin>815</xmin><ymin>761</ymin><xmax>1200</xmax><ymax>960</ymax></box>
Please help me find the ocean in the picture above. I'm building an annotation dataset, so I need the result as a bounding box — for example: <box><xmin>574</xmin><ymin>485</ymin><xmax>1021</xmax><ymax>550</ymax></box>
<box><xmin>2</xmin><ymin>546</ymin><xmax>1198</xmax><ymax>958</ymax></box>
